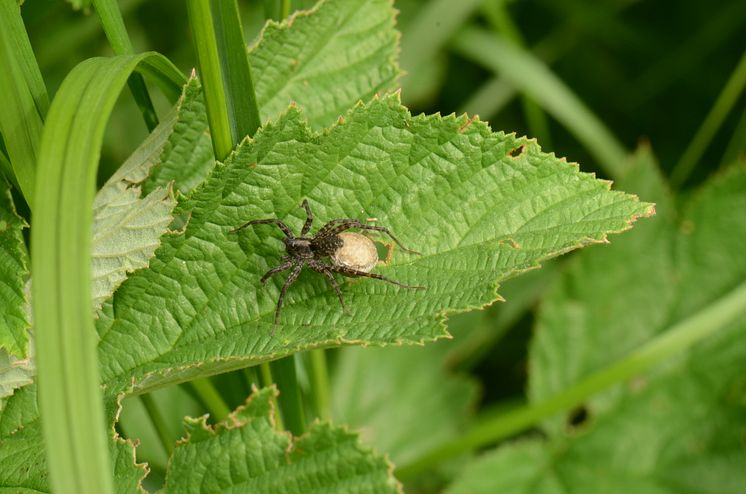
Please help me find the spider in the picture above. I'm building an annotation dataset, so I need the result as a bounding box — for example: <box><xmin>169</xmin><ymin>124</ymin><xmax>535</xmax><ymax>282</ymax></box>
<box><xmin>231</xmin><ymin>199</ymin><xmax>424</xmax><ymax>326</ymax></box>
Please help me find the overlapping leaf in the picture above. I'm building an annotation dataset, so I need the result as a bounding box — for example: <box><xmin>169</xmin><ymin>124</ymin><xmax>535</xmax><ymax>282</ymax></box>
<box><xmin>0</xmin><ymin>179</ymin><xmax>28</xmax><ymax>358</ymax></box>
<box><xmin>92</xmin><ymin>111</ymin><xmax>179</xmax><ymax>311</ymax></box>
<box><xmin>96</xmin><ymin>94</ymin><xmax>652</xmax><ymax>396</ymax></box>
<box><xmin>447</xmin><ymin>150</ymin><xmax>746</xmax><ymax>493</ymax></box>
<box><xmin>163</xmin><ymin>386</ymin><xmax>399</xmax><ymax>493</ymax></box>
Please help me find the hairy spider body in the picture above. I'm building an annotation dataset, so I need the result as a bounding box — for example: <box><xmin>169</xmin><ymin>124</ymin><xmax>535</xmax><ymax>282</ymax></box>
<box><xmin>231</xmin><ymin>199</ymin><xmax>423</xmax><ymax>327</ymax></box>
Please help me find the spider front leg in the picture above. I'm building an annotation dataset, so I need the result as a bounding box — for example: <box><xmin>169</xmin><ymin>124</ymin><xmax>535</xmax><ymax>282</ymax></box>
<box><xmin>273</xmin><ymin>263</ymin><xmax>303</xmax><ymax>327</ymax></box>
<box><xmin>308</xmin><ymin>259</ymin><xmax>349</xmax><ymax>314</ymax></box>
<box><xmin>329</xmin><ymin>265</ymin><xmax>425</xmax><ymax>289</ymax></box>
<box><xmin>300</xmin><ymin>199</ymin><xmax>314</xmax><ymax>236</ymax></box>
<box><xmin>259</xmin><ymin>256</ymin><xmax>293</xmax><ymax>284</ymax></box>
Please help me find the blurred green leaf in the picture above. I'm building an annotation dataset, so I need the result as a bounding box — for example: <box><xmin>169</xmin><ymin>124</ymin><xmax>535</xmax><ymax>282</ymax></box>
<box><xmin>447</xmin><ymin>150</ymin><xmax>746</xmax><ymax>493</ymax></box>
<box><xmin>332</xmin><ymin>345</ymin><xmax>478</xmax><ymax>467</ymax></box>
<box><xmin>0</xmin><ymin>179</ymin><xmax>29</xmax><ymax>358</ymax></box>
<box><xmin>96</xmin><ymin>94</ymin><xmax>651</xmax><ymax>396</ymax></box>
<box><xmin>163</xmin><ymin>386</ymin><xmax>400</xmax><ymax>493</ymax></box>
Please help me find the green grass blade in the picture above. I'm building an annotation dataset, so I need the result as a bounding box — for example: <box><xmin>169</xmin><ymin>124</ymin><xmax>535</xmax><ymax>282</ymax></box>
<box><xmin>721</xmin><ymin>106</ymin><xmax>746</xmax><ymax>167</ymax></box>
<box><xmin>32</xmin><ymin>52</ymin><xmax>182</xmax><ymax>494</ymax></box>
<box><xmin>0</xmin><ymin>0</ymin><xmax>50</xmax><ymax>209</ymax></box>
<box><xmin>452</xmin><ymin>26</ymin><xmax>628</xmax><ymax>179</ymax></box>
<box><xmin>396</xmin><ymin>279</ymin><xmax>746</xmax><ymax>479</ymax></box>
<box><xmin>186</xmin><ymin>0</ymin><xmax>261</xmax><ymax>159</ymax></box>
<box><xmin>93</xmin><ymin>0</ymin><xmax>160</xmax><ymax>131</ymax></box>
<box><xmin>670</xmin><ymin>50</ymin><xmax>746</xmax><ymax>187</ymax></box>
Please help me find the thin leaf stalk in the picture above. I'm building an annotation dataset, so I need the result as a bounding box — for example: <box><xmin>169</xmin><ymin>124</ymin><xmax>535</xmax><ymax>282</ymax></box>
<box><xmin>190</xmin><ymin>377</ymin><xmax>231</xmax><ymax>422</ymax></box>
<box><xmin>270</xmin><ymin>356</ymin><xmax>307</xmax><ymax>435</ymax></box>
<box><xmin>186</xmin><ymin>0</ymin><xmax>261</xmax><ymax>160</ymax></box>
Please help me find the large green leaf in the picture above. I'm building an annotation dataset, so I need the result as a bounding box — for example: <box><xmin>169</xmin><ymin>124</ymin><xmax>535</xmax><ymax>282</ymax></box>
<box><xmin>447</xmin><ymin>150</ymin><xmax>746</xmax><ymax>493</ymax></box>
<box><xmin>162</xmin><ymin>386</ymin><xmax>400</xmax><ymax>493</ymax></box>
<box><xmin>97</xmin><ymin>94</ymin><xmax>651</xmax><ymax>397</ymax></box>
<box><xmin>0</xmin><ymin>179</ymin><xmax>28</xmax><ymax>358</ymax></box>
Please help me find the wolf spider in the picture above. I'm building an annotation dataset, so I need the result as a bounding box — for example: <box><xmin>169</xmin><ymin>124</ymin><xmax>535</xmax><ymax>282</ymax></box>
<box><xmin>231</xmin><ymin>199</ymin><xmax>423</xmax><ymax>326</ymax></box>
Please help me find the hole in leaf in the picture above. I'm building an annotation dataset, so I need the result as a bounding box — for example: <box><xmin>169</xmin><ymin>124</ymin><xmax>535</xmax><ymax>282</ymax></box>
<box><xmin>566</xmin><ymin>404</ymin><xmax>590</xmax><ymax>430</ymax></box>
<box><xmin>168</xmin><ymin>210</ymin><xmax>192</xmax><ymax>234</ymax></box>
<box><xmin>507</xmin><ymin>145</ymin><xmax>526</xmax><ymax>158</ymax></box>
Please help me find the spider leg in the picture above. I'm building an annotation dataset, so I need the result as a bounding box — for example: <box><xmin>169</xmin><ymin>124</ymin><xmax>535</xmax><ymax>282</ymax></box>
<box><xmin>308</xmin><ymin>259</ymin><xmax>348</xmax><ymax>314</ymax></box>
<box><xmin>300</xmin><ymin>199</ymin><xmax>314</xmax><ymax>236</ymax></box>
<box><xmin>318</xmin><ymin>219</ymin><xmax>421</xmax><ymax>255</ymax></box>
<box><xmin>230</xmin><ymin>218</ymin><xmax>294</xmax><ymax>238</ymax></box>
<box><xmin>273</xmin><ymin>263</ymin><xmax>303</xmax><ymax>327</ymax></box>
<box><xmin>259</xmin><ymin>258</ymin><xmax>293</xmax><ymax>284</ymax></box>
<box><xmin>328</xmin><ymin>265</ymin><xmax>425</xmax><ymax>289</ymax></box>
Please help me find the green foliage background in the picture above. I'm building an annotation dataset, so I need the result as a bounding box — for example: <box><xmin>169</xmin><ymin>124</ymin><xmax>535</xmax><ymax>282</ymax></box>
<box><xmin>1</xmin><ymin>0</ymin><xmax>744</xmax><ymax>493</ymax></box>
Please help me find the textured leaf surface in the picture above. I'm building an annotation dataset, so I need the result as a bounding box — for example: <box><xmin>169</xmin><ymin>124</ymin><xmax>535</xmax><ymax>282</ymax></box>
<box><xmin>0</xmin><ymin>179</ymin><xmax>29</xmax><ymax>358</ymax></box>
<box><xmin>251</xmin><ymin>0</ymin><xmax>400</xmax><ymax>130</ymax></box>
<box><xmin>163</xmin><ymin>387</ymin><xmax>399</xmax><ymax>493</ymax></box>
<box><xmin>448</xmin><ymin>151</ymin><xmax>746</xmax><ymax>493</ymax></box>
<box><xmin>97</xmin><ymin>95</ymin><xmax>652</xmax><ymax>396</ymax></box>
<box><xmin>332</xmin><ymin>345</ymin><xmax>477</xmax><ymax>466</ymax></box>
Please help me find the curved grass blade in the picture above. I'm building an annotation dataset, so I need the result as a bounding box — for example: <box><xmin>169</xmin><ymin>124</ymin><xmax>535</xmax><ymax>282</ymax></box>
<box><xmin>32</xmin><ymin>52</ymin><xmax>183</xmax><ymax>494</ymax></box>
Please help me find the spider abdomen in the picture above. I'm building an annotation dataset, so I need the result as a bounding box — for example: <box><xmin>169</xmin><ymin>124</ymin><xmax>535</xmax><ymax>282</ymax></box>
<box><xmin>331</xmin><ymin>232</ymin><xmax>378</xmax><ymax>273</ymax></box>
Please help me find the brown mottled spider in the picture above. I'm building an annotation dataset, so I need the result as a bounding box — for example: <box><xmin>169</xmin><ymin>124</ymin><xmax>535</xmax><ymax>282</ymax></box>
<box><xmin>231</xmin><ymin>199</ymin><xmax>424</xmax><ymax>326</ymax></box>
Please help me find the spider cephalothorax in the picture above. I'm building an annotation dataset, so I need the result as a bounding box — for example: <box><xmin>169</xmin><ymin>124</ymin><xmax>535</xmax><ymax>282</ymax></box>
<box><xmin>231</xmin><ymin>199</ymin><xmax>423</xmax><ymax>326</ymax></box>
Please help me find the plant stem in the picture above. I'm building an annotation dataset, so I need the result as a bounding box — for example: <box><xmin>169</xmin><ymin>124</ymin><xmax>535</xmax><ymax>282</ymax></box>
<box><xmin>670</xmin><ymin>49</ymin><xmax>746</xmax><ymax>187</ymax></box>
<box><xmin>190</xmin><ymin>377</ymin><xmax>231</xmax><ymax>422</ymax></box>
<box><xmin>270</xmin><ymin>357</ymin><xmax>307</xmax><ymax>435</ymax></box>
<box><xmin>308</xmin><ymin>349</ymin><xmax>331</xmax><ymax>420</ymax></box>
<box><xmin>139</xmin><ymin>394</ymin><xmax>174</xmax><ymax>456</ymax></box>
<box><xmin>186</xmin><ymin>0</ymin><xmax>261</xmax><ymax>159</ymax></box>
<box><xmin>396</xmin><ymin>279</ymin><xmax>746</xmax><ymax>479</ymax></box>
